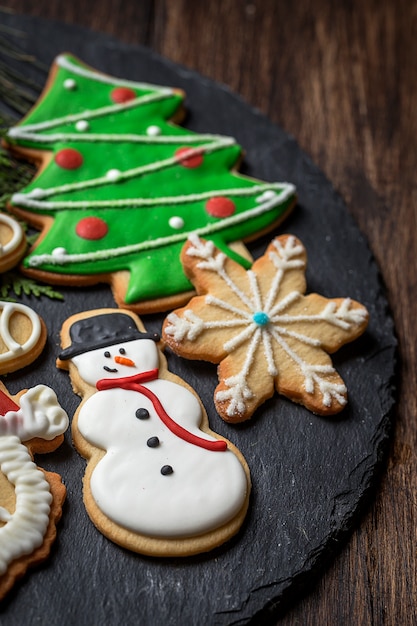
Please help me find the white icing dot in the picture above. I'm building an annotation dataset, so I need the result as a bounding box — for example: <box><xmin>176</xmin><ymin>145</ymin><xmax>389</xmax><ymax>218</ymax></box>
<box><xmin>169</xmin><ymin>216</ymin><xmax>185</xmax><ymax>230</ymax></box>
<box><xmin>27</xmin><ymin>188</ymin><xmax>45</xmax><ymax>199</ymax></box>
<box><xmin>146</xmin><ymin>125</ymin><xmax>161</xmax><ymax>136</ymax></box>
<box><xmin>52</xmin><ymin>247</ymin><xmax>67</xmax><ymax>257</ymax></box>
<box><xmin>256</xmin><ymin>190</ymin><xmax>277</xmax><ymax>203</ymax></box>
<box><xmin>63</xmin><ymin>78</ymin><xmax>76</xmax><ymax>90</ymax></box>
<box><xmin>75</xmin><ymin>120</ymin><xmax>90</xmax><ymax>132</ymax></box>
<box><xmin>106</xmin><ymin>169</ymin><xmax>122</xmax><ymax>182</ymax></box>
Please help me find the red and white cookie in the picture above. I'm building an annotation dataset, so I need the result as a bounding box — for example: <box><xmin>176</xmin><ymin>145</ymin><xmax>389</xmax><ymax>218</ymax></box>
<box><xmin>0</xmin><ymin>382</ymin><xmax>68</xmax><ymax>599</ymax></box>
<box><xmin>57</xmin><ymin>308</ymin><xmax>250</xmax><ymax>556</ymax></box>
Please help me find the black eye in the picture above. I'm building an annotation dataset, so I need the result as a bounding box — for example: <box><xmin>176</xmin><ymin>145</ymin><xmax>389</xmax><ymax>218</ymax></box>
<box><xmin>119</xmin><ymin>348</ymin><xmax>126</xmax><ymax>355</ymax></box>
<box><xmin>104</xmin><ymin>351</ymin><xmax>111</xmax><ymax>358</ymax></box>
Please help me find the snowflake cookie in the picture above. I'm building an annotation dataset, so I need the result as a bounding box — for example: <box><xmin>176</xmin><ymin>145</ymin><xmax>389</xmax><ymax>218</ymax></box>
<box><xmin>162</xmin><ymin>234</ymin><xmax>369</xmax><ymax>422</ymax></box>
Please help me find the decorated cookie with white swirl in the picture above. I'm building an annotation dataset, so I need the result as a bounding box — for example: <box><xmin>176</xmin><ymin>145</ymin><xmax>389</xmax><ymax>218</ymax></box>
<box><xmin>0</xmin><ymin>300</ymin><xmax>47</xmax><ymax>375</ymax></box>
<box><xmin>0</xmin><ymin>213</ymin><xmax>26</xmax><ymax>273</ymax></box>
<box><xmin>0</xmin><ymin>382</ymin><xmax>68</xmax><ymax>599</ymax></box>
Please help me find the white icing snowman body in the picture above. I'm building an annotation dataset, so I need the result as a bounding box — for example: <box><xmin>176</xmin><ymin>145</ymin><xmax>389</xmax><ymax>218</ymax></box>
<box><xmin>72</xmin><ymin>339</ymin><xmax>248</xmax><ymax>538</ymax></box>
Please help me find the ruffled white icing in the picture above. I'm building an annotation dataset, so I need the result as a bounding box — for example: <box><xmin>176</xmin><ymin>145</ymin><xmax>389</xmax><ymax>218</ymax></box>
<box><xmin>0</xmin><ymin>385</ymin><xmax>69</xmax><ymax>442</ymax></box>
<box><xmin>0</xmin><ymin>436</ymin><xmax>52</xmax><ymax>575</ymax></box>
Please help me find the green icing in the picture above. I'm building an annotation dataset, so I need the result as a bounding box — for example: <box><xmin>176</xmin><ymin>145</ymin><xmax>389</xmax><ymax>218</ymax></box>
<box><xmin>8</xmin><ymin>54</ymin><xmax>296</xmax><ymax>306</ymax></box>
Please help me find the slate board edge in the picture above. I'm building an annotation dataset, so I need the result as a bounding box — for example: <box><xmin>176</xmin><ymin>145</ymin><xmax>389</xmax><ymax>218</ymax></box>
<box><xmin>0</xmin><ymin>10</ymin><xmax>399</xmax><ymax>625</ymax></box>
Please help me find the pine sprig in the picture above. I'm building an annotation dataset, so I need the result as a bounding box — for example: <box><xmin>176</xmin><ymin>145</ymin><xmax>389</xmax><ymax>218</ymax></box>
<box><xmin>0</xmin><ymin>31</ymin><xmax>64</xmax><ymax>302</ymax></box>
<box><xmin>0</xmin><ymin>272</ymin><xmax>64</xmax><ymax>301</ymax></box>
<box><xmin>0</xmin><ymin>117</ymin><xmax>64</xmax><ymax>301</ymax></box>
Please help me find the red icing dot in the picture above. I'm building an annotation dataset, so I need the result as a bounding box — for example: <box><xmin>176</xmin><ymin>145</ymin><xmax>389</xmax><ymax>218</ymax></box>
<box><xmin>110</xmin><ymin>87</ymin><xmax>137</xmax><ymax>103</ymax></box>
<box><xmin>175</xmin><ymin>147</ymin><xmax>204</xmax><ymax>169</ymax></box>
<box><xmin>55</xmin><ymin>148</ymin><xmax>83</xmax><ymax>170</ymax></box>
<box><xmin>205</xmin><ymin>196</ymin><xmax>236</xmax><ymax>218</ymax></box>
<box><xmin>76</xmin><ymin>217</ymin><xmax>108</xmax><ymax>240</ymax></box>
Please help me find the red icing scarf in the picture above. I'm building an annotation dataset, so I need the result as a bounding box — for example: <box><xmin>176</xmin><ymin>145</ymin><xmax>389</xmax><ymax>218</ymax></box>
<box><xmin>96</xmin><ymin>369</ymin><xmax>227</xmax><ymax>452</ymax></box>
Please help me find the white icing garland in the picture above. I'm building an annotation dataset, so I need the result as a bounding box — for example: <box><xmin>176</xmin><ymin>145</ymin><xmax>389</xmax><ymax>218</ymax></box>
<box><xmin>25</xmin><ymin>187</ymin><xmax>295</xmax><ymax>268</ymax></box>
<box><xmin>12</xmin><ymin>182</ymin><xmax>293</xmax><ymax>212</ymax></box>
<box><xmin>165</xmin><ymin>235</ymin><xmax>368</xmax><ymax>416</ymax></box>
<box><xmin>56</xmin><ymin>54</ymin><xmax>173</xmax><ymax>92</ymax></box>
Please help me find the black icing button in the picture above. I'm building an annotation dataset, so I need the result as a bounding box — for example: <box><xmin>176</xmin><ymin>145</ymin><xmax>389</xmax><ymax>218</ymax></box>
<box><xmin>147</xmin><ymin>436</ymin><xmax>160</xmax><ymax>448</ymax></box>
<box><xmin>135</xmin><ymin>408</ymin><xmax>150</xmax><ymax>420</ymax></box>
<box><xmin>161</xmin><ymin>465</ymin><xmax>173</xmax><ymax>476</ymax></box>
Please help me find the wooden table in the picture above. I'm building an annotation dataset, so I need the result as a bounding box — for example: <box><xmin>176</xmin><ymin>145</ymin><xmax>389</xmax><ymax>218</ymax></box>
<box><xmin>1</xmin><ymin>1</ymin><xmax>415</xmax><ymax>623</ymax></box>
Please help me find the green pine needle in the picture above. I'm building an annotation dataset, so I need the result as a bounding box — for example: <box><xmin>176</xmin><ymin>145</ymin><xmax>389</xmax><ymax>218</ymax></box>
<box><xmin>0</xmin><ymin>116</ymin><xmax>64</xmax><ymax>301</ymax></box>
<box><xmin>0</xmin><ymin>272</ymin><xmax>64</xmax><ymax>301</ymax></box>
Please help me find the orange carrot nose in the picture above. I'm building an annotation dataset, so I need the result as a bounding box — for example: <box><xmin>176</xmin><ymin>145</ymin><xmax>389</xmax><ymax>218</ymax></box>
<box><xmin>114</xmin><ymin>356</ymin><xmax>135</xmax><ymax>367</ymax></box>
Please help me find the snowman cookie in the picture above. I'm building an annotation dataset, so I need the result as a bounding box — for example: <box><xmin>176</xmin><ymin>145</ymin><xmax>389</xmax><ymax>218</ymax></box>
<box><xmin>0</xmin><ymin>381</ymin><xmax>68</xmax><ymax>599</ymax></box>
<box><xmin>57</xmin><ymin>309</ymin><xmax>251</xmax><ymax>556</ymax></box>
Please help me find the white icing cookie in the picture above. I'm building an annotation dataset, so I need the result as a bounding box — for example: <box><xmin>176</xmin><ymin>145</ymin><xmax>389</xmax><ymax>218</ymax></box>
<box><xmin>57</xmin><ymin>308</ymin><xmax>251</xmax><ymax>556</ymax></box>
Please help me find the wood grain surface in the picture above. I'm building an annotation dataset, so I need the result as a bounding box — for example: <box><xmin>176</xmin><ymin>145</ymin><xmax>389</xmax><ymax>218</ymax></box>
<box><xmin>1</xmin><ymin>1</ymin><xmax>415</xmax><ymax>624</ymax></box>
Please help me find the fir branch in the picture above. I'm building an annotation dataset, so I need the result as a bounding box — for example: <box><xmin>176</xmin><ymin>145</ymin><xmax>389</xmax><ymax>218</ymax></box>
<box><xmin>0</xmin><ymin>272</ymin><xmax>64</xmax><ymax>301</ymax></box>
<box><xmin>0</xmin><ymin>117</ymin><xmax>63</xmax><ymax>302</ymax></box>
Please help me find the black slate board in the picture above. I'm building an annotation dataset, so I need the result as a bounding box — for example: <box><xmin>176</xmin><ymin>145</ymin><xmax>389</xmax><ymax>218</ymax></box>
<box><xmin>0</xmin><ymin>12</ymin><xmax>397</xmax><ymax>626</ymax></box>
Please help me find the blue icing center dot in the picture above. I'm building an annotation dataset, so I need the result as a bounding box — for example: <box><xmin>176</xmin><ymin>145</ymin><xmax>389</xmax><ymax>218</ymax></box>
<box><xmin>253</xmin><ymin>311</ymin><xmax>270</xmax><ymax>326</ymax></box>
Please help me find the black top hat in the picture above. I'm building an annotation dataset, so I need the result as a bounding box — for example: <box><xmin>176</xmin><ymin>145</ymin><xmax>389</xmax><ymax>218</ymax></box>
<box><xmin>59</xmin><ymin>312</ymin><xmax>160</xmax><ymax>360</ymax></box>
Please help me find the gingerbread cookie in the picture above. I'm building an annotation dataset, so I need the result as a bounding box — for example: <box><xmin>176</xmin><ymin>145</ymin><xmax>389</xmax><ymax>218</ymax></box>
<box><xmin>0</xmin><ymin>300</ymin><xmax>47</xmax><ymax>375</ymax></box>
<box><xmin>5</xmin><ymin>53</ymin><xmax>296</xmax><ymax>313</ymax></box>
<box><xmin>163</xmin><ymin>234</ymin><xmax>369</xmax><ymax>422</ymax></box>
<box><xmin>0</xmin><ymin>212</ymin><xmax>26</xmax><ymax>273</ymax></box>
<box><xmin>0</xmin><ymin>382</ymin><xmax>68</xmax><ymax>599</ymax></box>
<box><xmin>57</xmin><ymin>309</ymin><xmax>250</xmax><ymax>556</ymax></box>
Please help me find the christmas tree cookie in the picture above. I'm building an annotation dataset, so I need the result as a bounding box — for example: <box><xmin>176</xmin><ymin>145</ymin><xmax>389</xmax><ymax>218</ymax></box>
<box><xmin>57</xmin><ymin>309</ymin><xmax>250</xmax><ymax>556</ymax></box>
<box><xmin>5</xmin><ymin>54</ymin><xmax>296</xmax><ymax>313</ymax></box>
<box><xmin>163</xmin><ymin>234</ymin><xmax>369</xmax><ymax>422</ymax></box>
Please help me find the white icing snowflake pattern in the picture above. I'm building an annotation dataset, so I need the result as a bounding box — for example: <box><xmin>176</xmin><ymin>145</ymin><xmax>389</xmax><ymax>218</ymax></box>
<box><xmin>163</xmin><ymin>234</ymin><xmax>369</xmax><ymax>422</ymax></box>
